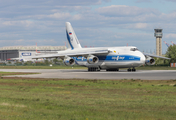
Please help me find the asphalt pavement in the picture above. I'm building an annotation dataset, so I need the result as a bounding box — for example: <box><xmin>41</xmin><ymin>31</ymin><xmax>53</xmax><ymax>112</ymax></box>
<box><xmin>0</xmin><ymin>69</ymin><xmax>176</xmax><ymax>80</ymax></box>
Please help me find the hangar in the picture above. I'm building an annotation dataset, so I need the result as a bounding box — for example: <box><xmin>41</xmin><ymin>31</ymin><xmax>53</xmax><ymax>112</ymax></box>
<box><xmin>0</xmin><ymin>46</ymin><xmax>67</xmax><ymax>61</ymax></box>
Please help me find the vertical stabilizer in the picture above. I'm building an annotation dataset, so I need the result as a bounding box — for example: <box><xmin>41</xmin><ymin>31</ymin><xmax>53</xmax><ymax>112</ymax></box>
<box><xmin>66</xmin><ymin>22</ymin><xmax>82</xmax><ymax>49</ymax></box>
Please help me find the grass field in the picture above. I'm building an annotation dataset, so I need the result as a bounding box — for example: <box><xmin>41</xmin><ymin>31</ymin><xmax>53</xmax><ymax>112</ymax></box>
<box><xmin>0</xmin><ymin>72</ymin><xmax>38</xmax><ymax>76</ymax></box>
<box><xmin>0</xmin><ymin>72</ymin><xmax>176</xmax><ymax>119</ymax></box>
<box><xmin>0</xmin><ymin>65</ymin><xmax>176</xmax><ymax>70</ymax></box>
<box><xmin>0</xmin><ymin>65</ymin><xmax>86</xmax><ymax>69</ymax></box>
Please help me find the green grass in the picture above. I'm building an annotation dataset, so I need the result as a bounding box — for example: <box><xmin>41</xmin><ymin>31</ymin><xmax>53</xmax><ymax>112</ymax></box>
<box><xmin>0</xmin><ymin>65</ymin><xmax>86</xmax><ymax>69</ymax></box>
<box><xmin>0</xmin><ymin>75</ymin><xmax>176</xmax><ymax>119</ymax></box>
<box><xmin>0</xmin><ymin>72</ymin><xmax>39</xmax><ymax>77</ymax></box>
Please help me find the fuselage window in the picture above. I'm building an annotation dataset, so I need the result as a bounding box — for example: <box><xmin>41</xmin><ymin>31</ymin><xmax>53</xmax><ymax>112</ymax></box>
<box><xmin>130</xmin><ymin>48</ymin><xmax>138</xmax><ymax>51</ymax></box>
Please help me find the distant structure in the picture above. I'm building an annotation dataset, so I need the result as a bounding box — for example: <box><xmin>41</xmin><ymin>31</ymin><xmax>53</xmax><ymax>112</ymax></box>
<box><xmin>164</xmin><ymin>41</ymin><xmax>170</xmax><ymax>48</ymax></box>
<box><xmin>171</xmin><ymin>41</ymin><xmax>176</xmax><ymax>45</ymax></box>
<box><xmin>154</xmin><ymin>29</ymin><xmax>163</xmax><ymax>56</ymax></box>
<box><xmin>0</xmin><ymin>46</ymin><xmax>67</xmax><ymax>61</ymax></box>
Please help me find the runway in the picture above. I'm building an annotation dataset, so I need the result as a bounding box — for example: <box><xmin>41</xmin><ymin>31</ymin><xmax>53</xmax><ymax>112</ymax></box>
<box><xmin>0</xmin><ymin>69</ymin><xmax>176</xmax><ymax>80</ymax></box>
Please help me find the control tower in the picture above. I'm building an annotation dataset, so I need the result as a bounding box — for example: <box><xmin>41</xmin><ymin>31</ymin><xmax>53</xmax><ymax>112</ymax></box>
<box><xmin>154</xmin><ymin>29</ymin><xmax>163</xmax><ymax>56</ymax></box>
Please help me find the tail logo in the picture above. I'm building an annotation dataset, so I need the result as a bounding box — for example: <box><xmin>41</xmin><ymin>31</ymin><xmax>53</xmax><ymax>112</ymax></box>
<box><xmin>69</xmin><ymin>32</ymin><xmax>72</xmax><ymax>35</ymax></box>
<box><xmin>70</xmin><ymin>37</ymin><xmax>73</xmax><ymax>42</ymax></box>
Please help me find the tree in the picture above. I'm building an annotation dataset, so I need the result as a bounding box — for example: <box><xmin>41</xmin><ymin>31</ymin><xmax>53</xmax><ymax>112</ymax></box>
<box><xmin>23</xmin><ymin>61</ymin><xmax>33</xmax><ymax>66</ymax></box>
<box><xmin>44</xmin><ymin>59</ymin><xmax>52</xmax><ymax>65</ymax></box>
<box><xmin>166</xmin><ymin>45</ymin><xmax>176</xmax><ymax>63</ymax></box>
<box><xmin>53</xmin><ymin>58</ymin><xmax>59</xmax><ymax>64</ymax></box>
<box><xmin>44</xmin><ymin>60</ymin><xmax>49</xmax><ymax>65</ymax></box>
<box><xmin>154</xmin><ymin>58</ymin><xmax>170</xmax><ymax>66</ymax></box>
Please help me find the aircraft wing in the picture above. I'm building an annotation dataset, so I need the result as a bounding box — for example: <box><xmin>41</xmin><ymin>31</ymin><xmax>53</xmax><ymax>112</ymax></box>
<box><xmin>11</xmin><ymin>49</ymin><xmax>109</xmax><ymax>60</ymax></box>
<box><xmin>143</xmin><ymin>53</ymin><xmax>170</xmax><ymax>60</ymax></box>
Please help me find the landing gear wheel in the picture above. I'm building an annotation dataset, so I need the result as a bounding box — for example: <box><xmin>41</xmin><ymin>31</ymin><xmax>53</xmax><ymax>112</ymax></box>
<box><xmin>88</xmin><ymin>67</ymin><xmax>100</xmax><ymax>72</ymax></box>
<box><xmin>132</xmin><ymin>68</ymin><xmax>136</xmax><ymax>72</ymax></box>
<box><xmin>106</xmin><ymin>68</ymin><xmax>119</xmax><ymax>71</ymax></box>
<box><xmin>127</xmin><ymin>68</ymin><xmax>131</xmax><ymax>72</ymax></box>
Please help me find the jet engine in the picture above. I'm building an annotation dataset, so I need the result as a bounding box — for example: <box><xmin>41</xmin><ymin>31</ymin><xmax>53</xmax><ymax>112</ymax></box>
<box><xmin>145</xmin><ymin>57</ymin><xmax>155</xmax><ymax>65</ymax></box>
<box><xmin>63</xmin><ymin>57</ymin><xmax>75</xmax><ymax>66</ymax></box>
<box><xmin>87</xmin><ymin>55</ymin><xmax>99</xmax><ymax>64</ymax></box>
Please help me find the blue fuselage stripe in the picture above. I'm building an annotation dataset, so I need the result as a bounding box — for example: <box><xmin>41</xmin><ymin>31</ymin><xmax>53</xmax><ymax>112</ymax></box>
<box><xmin>73</xmin><ymin>55</ymin><xmax>140</xmax><ymax>62</ymax></box>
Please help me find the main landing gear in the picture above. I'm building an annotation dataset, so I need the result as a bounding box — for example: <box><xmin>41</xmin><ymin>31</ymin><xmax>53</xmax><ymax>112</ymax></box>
<box><xmin>88</xmin><ymin>67</ymin><xmax>100</xmax><ymax>71</ymax></box>
<box><xmin>106</xmin><ymin>68</ymin><xmax>119</xmax><ymax>71</ymax></box>
<box><xmin>127</xmin><ymin>68</ymin><xmax>136</xmax><ymax>72</ymax></box>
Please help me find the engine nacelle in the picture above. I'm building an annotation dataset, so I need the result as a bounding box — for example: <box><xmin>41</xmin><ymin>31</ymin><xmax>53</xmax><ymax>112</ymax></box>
<box><xmin>145</xmin><ymin>57</ymin><xmax>155</xmax><ymax>65</ymax></box>
<box><xmin>87</xmin><ymin>55</ymin><xmax>99</xmax><ymax>64</ymax></box>
<box><xmin>63</xmin><ymin>57</ymin><xmax>75</xmax><ymax>66</ymax></box>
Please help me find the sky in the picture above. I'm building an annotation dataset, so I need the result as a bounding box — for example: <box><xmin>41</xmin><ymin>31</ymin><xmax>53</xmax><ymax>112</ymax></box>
<box><xmin>0</xmin><ymin>0</ymin><xmax>176</xmax><ymax>54</ymax></box>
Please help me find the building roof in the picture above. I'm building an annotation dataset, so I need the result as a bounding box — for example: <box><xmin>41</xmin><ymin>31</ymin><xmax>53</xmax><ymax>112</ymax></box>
<box><xmin>0</xmin><ymin>46</ymin><xmax>67</xmax><ymax>50</ymax></box>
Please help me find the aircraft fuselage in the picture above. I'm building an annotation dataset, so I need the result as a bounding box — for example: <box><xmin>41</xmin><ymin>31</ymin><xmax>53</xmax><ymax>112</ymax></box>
<box><xmin>69</xmin><ymin>46</ymin><xmax>145</xmax><ymax>69</ymax></box>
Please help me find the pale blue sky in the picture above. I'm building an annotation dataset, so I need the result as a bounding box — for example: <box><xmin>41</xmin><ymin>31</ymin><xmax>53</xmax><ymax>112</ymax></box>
<box><xmin>0</xmin><ymin>0</ymin><xmax>176</xmax><ymax>54</ymax></box>
<box><xmin>92</xmin><ymin>0</ymin><xmax>176</xmax><ymax>13</ymax></box>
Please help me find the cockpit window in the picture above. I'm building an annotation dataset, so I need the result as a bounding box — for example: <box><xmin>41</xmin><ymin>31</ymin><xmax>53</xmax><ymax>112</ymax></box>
<box><xmin>130</xmin><ymin>48</ymin><xmax>138</xmax><ymax>51</ymax></box>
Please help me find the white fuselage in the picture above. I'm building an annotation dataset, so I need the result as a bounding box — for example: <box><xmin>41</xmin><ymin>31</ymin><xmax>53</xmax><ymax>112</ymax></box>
<box><xmin>63</xmin><ymin>46</ymin><xmax>146</xmax><ymax>69</ymax></box>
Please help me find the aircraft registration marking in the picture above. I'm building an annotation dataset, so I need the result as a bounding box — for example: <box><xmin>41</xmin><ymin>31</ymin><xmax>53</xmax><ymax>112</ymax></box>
<box><xmin>70</xmin><ymin>37</ymin><xmax>73</xmax><ymax>42</ymax></box>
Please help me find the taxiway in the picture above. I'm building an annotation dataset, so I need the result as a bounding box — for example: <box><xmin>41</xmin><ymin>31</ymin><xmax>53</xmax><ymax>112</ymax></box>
<box><xmin>0</xmin><ymin>69</ymin><xmax>176</xmax><ymax>80</ymax></box>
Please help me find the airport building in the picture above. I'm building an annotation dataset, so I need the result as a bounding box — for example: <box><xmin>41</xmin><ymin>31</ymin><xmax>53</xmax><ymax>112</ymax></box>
<box><xmin>154</xmin><ymin>29</ymin><xmax>163</xmax><ymax>56</ymax></box>
<box><xmin>0</xmin><ymin>46</ymin><xmax>67</xmax><ymax>61</ymax></box>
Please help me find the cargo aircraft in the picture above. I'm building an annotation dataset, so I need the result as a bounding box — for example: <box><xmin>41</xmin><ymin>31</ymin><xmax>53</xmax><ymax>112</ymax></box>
<box><xmin>12</xmin><ymin>22</ymin><xmax>170</xmax><ymax>71</ymax></box>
